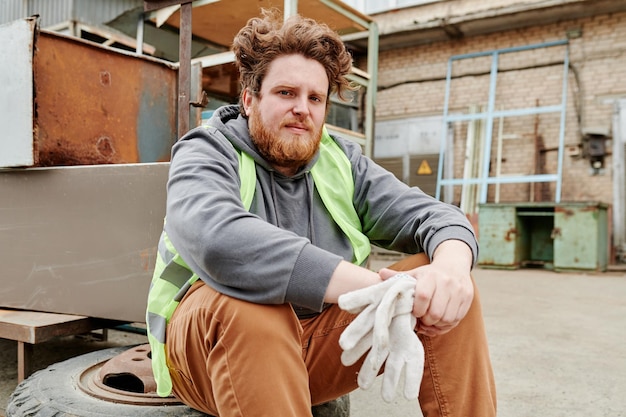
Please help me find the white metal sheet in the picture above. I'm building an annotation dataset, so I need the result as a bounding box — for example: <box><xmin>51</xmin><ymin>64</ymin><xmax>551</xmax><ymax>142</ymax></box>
<box><xmin>374</xmin><ymin>115</ymin><xmax>443</xmax><ymax>158</ymax></box>
<box><xmin>0</xmin><ymin>18</ymin><xmax>35</xmax><ymax>167</ymax></box>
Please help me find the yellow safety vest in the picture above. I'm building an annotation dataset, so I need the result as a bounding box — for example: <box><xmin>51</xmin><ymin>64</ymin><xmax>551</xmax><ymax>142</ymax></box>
<box><xmin>147</xmin><ymin>126</ymin><xmax>371</xmax><ymax>397</ymax></box>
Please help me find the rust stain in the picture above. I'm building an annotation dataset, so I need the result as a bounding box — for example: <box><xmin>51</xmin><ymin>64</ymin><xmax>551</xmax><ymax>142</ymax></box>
<box><xmin>555</xmin><ymin>206</ymin><xmax>575</xmax><ymax>216</ymax></box>
<box><xmin>580</xmin><ymin>205</ymin><xmax>599</xmax><ymax>213</ymax></box>
<box><xmin>504</xmin><ymin>228</ymin><xmax>517</xmax><ymax>241</ymax></box>
<box><xmin>140</xmin><ymin>248</ymin><xmax>157</xmax><ymax>272</ymax></box>
<box><xmin>100</xmin><ymin>70</ymin><xmax>111</xmax><ymax>86</ymax></box>
<box><xmin>33</xmin><ymin>32</ymin><xmax>177</xmax><ymax>166</ymax></box>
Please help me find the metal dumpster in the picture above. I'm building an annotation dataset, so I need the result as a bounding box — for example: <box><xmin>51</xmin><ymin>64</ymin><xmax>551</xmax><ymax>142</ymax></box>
<box><xmin>478</xmin><ymin>202</ymin><xmax>609</xmax><ymax>271</ymax></box>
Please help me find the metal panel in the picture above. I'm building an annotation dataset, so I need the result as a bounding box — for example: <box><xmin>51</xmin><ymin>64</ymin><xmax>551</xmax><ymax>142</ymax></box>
<box><xmin>409</xmin><ymin>154</ymin><xmax>438</xmax><ymax>197</ymax></box>
<box><xmin>72</xmin><ymin>0</ymin><xmax>143</xmax><ymax>26</ymax></box>
<box><xmin>0</xmin><ymin>18</ymin><xmax>35</xmax><ymax>167</ymax></box>
<box><xmin>477</xmin><ymin>204</ymin><xmax>521</xmax><ymax>268</ymax></box>
<box><xmin>0</xmin><ymin>0</ymin><xmax>27</xmax><ymax>24</ymax></box>
<box><xmin>9</xmin><ymin>0</ymin><xmax>143</xmax><ymax>28</ymax></box>
<box><xmin>374</xmin><ymin>116</ymin><xmax>443</xmax><ymax>158</ymax></box>
<box><xmin>375</xmin><ymin>157</ymin><xmax>403</xmax><ymax>181</ymax></box>
<box><xmin>34</xmin><ymin>31</ymin><xmax>178</xmax><ymax>165</ymax></box>
<box><xmin>0</xmin><ymin>163</ymin><xmax>169</xmax><ymax>322</ymax></box>
<box><xmin>26</xmin><ymin>0</ymin><xmax>72</xmax><ymax>28</ymax></box>
<box><xmin>554</xmin><ymin>203</ymin><xmax>609</xmax><ymax>271</ymax></box>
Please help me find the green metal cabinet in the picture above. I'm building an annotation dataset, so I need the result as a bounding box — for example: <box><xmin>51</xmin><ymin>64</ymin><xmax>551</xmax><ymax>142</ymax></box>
<box><xmin>478</xmin><ymin>202</ymin><xmax>609</xmax><ymax>271</ymax></box>
<box><xmin>477</xmin><ymin>205</ymin><xmax>521</xmax><ymax>269</ymax></box>
<box><xmin>553</xmin><ymin>203</ymin><xmax>609</xmax><ymax>271</ymax></box>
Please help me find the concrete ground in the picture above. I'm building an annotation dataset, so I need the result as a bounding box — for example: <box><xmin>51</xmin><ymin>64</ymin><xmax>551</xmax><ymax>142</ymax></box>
<box><xmin>1</xmin><ymin>266</ymin><xmax>625</xmax><ymax>417</ymax></box>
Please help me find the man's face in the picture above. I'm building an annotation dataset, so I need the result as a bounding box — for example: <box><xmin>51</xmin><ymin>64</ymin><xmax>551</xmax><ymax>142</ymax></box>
<box><xmin>243</xmin><ymin>54</ymin><xmax>329</xmax><ymax>175</ymax></box>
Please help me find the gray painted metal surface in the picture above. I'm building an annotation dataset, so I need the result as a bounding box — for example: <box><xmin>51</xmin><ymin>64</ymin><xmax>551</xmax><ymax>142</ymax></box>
<box><xmin>0</xmin><ymin>163</ymin><xmax>169</xmax><ymax>322</ymax></box>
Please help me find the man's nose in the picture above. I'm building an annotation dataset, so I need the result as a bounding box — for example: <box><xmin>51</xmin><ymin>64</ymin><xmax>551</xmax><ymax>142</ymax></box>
<box><xmin>292</xmin><ymin>96</ymin><xmax>310</xmax><ymax>115</ymax></box>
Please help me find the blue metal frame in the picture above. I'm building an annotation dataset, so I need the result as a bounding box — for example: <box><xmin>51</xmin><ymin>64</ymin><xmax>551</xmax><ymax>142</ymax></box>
<box><xmin>435</xmin><ymin>40</ymin><xmax>570</xmax><ymax>203</ymax></box>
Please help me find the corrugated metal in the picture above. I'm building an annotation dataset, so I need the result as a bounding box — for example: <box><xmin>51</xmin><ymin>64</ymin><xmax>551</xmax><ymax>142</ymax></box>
<box><xmin>27</xmin><ymin>0</ymin><xmax>72</xmax><ymax>27</ymax></box>
<box><xmin>72</xmin><ymin>0</ymin><xmax>142</xmax><ymax>26</ymax></box>
<box><xmin>0</xmin><ymin>0</ymin><xmax>142</xmax><ymax>28</ymax></box>
<box><xmin>0</xmin><ymin>0</ymin><xmax>27</xmax><ymax>24</ymax></box>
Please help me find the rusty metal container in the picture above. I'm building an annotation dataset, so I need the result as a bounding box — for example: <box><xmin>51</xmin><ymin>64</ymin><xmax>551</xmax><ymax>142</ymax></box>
<box><xmin>1</xmin><ymin>17</ymin><xmax>178</xmax><ymax>168</ymax></box>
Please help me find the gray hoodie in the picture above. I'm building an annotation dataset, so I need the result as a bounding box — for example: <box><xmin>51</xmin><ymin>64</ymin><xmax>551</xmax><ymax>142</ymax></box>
<box><xmin>164</xmin><ymin>105</ymin><xmax>478</xmax><ymax>318</ymax></box>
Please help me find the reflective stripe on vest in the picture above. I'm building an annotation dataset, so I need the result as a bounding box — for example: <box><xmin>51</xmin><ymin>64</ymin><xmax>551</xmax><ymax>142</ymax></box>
<box><xmin>147</xmin><ymin>126</ymin><xmax>370</xmax><ymax>397</ymax></box>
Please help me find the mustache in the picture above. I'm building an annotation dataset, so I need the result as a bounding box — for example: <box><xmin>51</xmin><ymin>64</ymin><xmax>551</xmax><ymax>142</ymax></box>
<box><xmin>281</xmin><ymin>118</ymin><xmax>315</xmax><ymax>130</ymax></box>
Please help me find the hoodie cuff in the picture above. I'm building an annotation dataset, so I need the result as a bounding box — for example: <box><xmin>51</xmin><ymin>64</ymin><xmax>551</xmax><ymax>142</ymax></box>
<box><xmin>286</xmin><ymin>244</ymin><xmax>343</xmax><ymax>312</ymax></box>
<box><xmin>426</xmin><ymin>225</ymin><xmax>479</xmax><ymax>267</ymax></box>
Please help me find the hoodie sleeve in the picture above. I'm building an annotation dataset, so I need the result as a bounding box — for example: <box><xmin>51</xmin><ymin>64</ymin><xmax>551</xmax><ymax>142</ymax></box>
<box><xmin>338</xmin><ymin>138</ymin><xmax>479</xmax><ymax>265</ymax></box>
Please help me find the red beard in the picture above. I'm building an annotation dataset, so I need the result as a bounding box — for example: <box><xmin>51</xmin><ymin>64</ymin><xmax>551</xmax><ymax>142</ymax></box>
<box><xmin>248</xmin><ymin>106</ymin><xmax>322</xmax><ymax>172</ymax></box>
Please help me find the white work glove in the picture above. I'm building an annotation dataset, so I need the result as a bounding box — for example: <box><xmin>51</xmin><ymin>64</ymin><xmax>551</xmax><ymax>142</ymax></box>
<box><xmin>338</xmin><ymin>276</ymin><xmax>410</xmax><ymax>365</ymax></box>
<box><xmin>338</xmin><ymin>274</ymin><xmax>425</xmax><ymax>402</ymax></box>
<box><xmin>381</xmin><ymin>292</ymin><xmax>424</xmax><ymax>402</ymax></box>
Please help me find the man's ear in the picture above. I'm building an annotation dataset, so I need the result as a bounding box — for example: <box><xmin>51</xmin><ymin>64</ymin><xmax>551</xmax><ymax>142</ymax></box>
<box><xmin>241</xmin><ymin>88</ymin><xmax>253</xmax><ymax>117</ymax></box>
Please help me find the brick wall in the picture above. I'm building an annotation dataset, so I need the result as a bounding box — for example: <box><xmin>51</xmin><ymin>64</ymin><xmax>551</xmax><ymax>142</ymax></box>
<box><xmin>376</xmin><ymin>10</ymin><xmax>626</xmax><ymax>205</ymax></box>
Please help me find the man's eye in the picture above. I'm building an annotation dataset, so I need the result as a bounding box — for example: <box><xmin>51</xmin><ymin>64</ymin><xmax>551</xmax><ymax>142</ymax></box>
<box><xmin>279</xmin><ymin>90</ymin><xmax>292</xmax><ymax>96</ymax></box>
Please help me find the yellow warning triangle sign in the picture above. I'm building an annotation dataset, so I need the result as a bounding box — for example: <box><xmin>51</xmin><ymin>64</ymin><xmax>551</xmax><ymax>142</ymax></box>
<box><xmin>417</xmin><ymin>159</ymin><xmax>432</xmax><ymax>175</ymax></box>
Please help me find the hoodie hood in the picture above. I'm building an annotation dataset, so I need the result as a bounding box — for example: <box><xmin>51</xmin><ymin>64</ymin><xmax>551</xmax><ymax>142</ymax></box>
<box><xmin>208</xmin><ymin>105</ymin><xmax>320</xmax><ymax>178</ymax></box>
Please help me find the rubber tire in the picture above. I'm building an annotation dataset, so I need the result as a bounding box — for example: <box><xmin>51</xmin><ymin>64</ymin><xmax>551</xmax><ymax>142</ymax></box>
<box><xmin>6</xmin><ymin>345</ymin><xmax>349</xmax><ymax>417</ymax></box>
<box><xmin>6</xmin><ymin>346</ymin><xmax>207</xmax><ymax>417</ymax></box>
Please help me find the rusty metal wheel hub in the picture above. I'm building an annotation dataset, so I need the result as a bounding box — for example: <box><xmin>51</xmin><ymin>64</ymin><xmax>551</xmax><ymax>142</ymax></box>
<box><xmin>77</xmin><ymin>344</ymin><xmax>181</xmax><ymax>406</ymax></box>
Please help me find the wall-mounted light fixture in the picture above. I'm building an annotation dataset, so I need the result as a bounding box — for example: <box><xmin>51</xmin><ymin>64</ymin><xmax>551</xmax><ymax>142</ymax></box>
<box><xmin>582</xmin><ymin>127</ymin><xmax>611</xmax><ymax>175</ymax></box>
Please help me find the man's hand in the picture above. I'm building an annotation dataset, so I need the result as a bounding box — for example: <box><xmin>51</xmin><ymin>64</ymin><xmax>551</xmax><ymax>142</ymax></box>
<box><xmin>380</xmin><ymin>240</ymin><xmax>474</xmax><ymax>336</ymax></box>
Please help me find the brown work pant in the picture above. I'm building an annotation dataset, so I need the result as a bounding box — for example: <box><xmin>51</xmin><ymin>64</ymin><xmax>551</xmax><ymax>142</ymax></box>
<box><xmin>166</xmin><ymin>254</ymin><xmax>497</xmax><ymax>416</ymax></box>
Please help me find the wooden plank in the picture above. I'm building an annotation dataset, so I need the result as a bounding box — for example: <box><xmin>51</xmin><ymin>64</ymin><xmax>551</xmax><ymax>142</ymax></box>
<box><xmin>0</xmin><ymin>309</ymin><xmax>97</xmax><ymax>344</ymax></box>
<box><xmin>0</xmin><ymin>309</ymin><xmax>125</xmax><ymax>382</ymax></box>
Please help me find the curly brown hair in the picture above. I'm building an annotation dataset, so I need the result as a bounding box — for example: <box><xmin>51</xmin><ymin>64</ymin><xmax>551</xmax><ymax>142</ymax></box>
<box><xmin>232</xmin><ymin>9</ymin><xmax>355</xmax><ymax>114</ymax></box>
